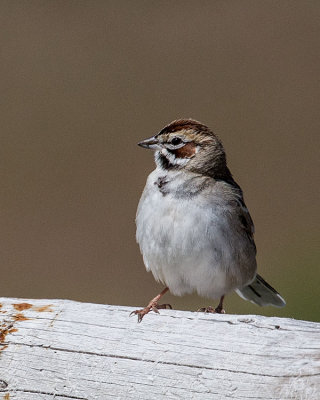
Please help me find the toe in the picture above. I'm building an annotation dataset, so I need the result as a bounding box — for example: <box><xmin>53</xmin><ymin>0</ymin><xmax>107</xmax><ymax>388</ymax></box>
<box><xmin>129</xmin><ymin>308</ymin><xmax>148</xmax><ymax>322</ymax></box>
<box><xmin>214</xmin><ymin>307</ymin><xmax>226</xmax><ymax>314</ymax></box>
<box><xmin>197</xmin><ymin>306</ymin><xmax>215</xmax><ymax>313</ymax></box>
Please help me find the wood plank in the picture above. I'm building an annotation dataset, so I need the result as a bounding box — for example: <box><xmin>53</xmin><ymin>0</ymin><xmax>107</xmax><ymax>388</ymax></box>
<box><xmin>0</xmin><ymin>298</ymin><xmax>319</xmax><ymax>399</ymax></box>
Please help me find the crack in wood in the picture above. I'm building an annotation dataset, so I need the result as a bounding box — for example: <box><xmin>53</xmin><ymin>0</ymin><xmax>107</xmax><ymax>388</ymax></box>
<box><xmin>10</xmin><ymin>323</ymin><xmax>320</xmax><ymax>355</ymax></box>
<box><xmin>10</xmin><ymin>388</ymin><xmax>88</xmax><ymax>399</ymax></box>
<box><xmin>4</xmin><ymin>340</ymin><xmax>320</xmax><ymax>379</ymax></box>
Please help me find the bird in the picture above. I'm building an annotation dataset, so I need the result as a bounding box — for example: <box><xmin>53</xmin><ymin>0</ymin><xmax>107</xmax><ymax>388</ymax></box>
<box><xmin>131</xmin><ymin>119</ymin><xmax>285</xmax><ymax>322</ymax></box>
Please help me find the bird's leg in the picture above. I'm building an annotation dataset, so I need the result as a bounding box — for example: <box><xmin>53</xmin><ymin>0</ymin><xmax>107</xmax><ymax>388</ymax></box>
<box><xmin>130</xmin><ymin>287</ymin><xmax>172</xmax><ymax>322</ymax></box>
<box><xmin>197</xmin><ymin>295</ymin><xmax>226</xmax><ymax>314</ymax></box>
<box><xmin>214</xmin><ymin>295</ymin><xmax>225</xmax><ymax>314</ymax></box>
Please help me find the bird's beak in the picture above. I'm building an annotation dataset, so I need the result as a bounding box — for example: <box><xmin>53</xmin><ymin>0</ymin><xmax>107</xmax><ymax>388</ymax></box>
<box><xmin>137</xmin><ymin>136</ymin><xmax>162</xmax><ymax>150</ymax></box>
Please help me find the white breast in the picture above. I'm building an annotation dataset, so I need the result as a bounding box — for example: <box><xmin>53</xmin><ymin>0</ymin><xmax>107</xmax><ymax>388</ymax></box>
<box><xmin>136</xmin><ymin>169</ymin><xmax>256</xmax><ymax>300</ymax></box>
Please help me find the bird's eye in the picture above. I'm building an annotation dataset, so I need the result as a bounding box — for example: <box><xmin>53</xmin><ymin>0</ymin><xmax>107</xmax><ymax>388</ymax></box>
<box><xmin>171</xmin><ymin>137</ymin><xmax>182</xmax><ymax>146</ymax></box>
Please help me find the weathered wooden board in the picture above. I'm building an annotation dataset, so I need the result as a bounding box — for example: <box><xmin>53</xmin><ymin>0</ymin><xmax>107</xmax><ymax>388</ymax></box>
<box><xmin>0</xmin><ymin>297</ymin><xmax>319</xmax><ymax>399</ymax></box>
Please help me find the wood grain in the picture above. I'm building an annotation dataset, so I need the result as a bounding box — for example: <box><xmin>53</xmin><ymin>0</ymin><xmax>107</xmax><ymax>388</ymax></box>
<box><xmin>0</xmin><ymin>298</ymin><xmax>319</xmax><ymax>399</ymax></box>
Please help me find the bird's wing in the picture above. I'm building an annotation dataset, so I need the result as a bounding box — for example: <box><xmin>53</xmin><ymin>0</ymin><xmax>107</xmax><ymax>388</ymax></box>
<box><xmin>213</xmin><ymin>178</ymin><xmax>256</xmax><ymax>252</ymax></box>
<box><xmin>235</xmin><ymin>196</ymin><xmax>256</xmax><ymax>253</ymax></box>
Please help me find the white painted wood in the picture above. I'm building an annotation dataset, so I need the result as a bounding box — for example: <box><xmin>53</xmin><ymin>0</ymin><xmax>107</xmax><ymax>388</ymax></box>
<box><xmin>0</xmin><ymin>298</ymin><xmax>319</xmax><ymax>400</ymax></box>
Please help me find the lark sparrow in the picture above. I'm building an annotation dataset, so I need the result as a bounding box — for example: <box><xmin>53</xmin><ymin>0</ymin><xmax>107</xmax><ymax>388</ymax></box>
<box><xmin>132</xmin><ymin>119</ymin><xmax>285</xmax><ymax>322</ymax></box>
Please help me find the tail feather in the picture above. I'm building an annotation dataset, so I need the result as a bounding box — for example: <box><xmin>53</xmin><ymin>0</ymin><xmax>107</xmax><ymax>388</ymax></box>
<box><xmin>235</xmin><ymin>274</ymin><xmax>286</xmax><ymax>307</ymax></box>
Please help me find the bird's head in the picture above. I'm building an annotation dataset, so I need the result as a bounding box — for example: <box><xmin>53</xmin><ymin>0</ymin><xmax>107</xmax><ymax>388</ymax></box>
<box><xmin>138</xmin><ymin>119</ymin><xmax>227</xmax><ymax>177</ymax></box>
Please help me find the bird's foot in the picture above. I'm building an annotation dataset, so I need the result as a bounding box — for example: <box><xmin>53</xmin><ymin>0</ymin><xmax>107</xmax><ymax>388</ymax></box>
<box><xmin>130</xmin><ymin>302</ymin><xmax>172</xmax><ymax>323</ymax></box>
<box><xmin>198</xmin><ymin>295</ymin><xmax>225</xmax><ymax>314</ymax></box>
<box><xmin>197</xmin><ymin>305</ymin><xmax>226</xmax><ymax>314</ymax></box>
<box><xmin>214</xmin><ymin>305</ymin><xmax>226</xmax><ymax>314</ymax></box>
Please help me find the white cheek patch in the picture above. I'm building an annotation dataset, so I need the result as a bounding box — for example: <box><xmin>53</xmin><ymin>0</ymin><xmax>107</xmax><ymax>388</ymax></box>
<box><xmin>161</xmin><ymin>148</ymin><xmax>190</xmax><ymax>166</ymax></box>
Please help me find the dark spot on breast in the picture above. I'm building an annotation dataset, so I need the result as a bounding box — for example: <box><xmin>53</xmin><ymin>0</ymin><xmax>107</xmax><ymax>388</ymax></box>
<box><xmin>154</xmin><ymin>176</ymin><xmax>169</xmax><ymax>196</ymax></box>
<box><xmin>173</xmin><ymin>142</ymin><xmax>196</xmax><ymax>158</ymax></box>
<box><xmin>155</xmin><ymin>176</ymin><xmax>168</xmax><ymax>188</ymax></box>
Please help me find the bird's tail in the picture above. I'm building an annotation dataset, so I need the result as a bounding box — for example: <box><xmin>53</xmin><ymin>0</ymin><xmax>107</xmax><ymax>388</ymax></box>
<box><xmin>235</xmin><ymin>274</ymin><xmax>286</xmax><ymax>307</ymax></box>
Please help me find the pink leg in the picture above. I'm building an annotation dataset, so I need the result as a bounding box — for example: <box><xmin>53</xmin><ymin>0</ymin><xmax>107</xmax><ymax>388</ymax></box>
<box><xmin>130</xmin><ymin>287</ymin><xmax>172</xmax><ymax>322</ymax></box>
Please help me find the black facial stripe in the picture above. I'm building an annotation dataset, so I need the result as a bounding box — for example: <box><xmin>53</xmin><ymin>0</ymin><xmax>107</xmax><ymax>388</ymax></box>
<box><xmin>156</xmin><ymin>152</ymin><xmax>179</xmax><ymax>170</ymax></box>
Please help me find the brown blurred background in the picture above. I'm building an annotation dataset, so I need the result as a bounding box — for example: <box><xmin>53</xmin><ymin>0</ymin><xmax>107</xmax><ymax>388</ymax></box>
<box><xmin>1</xmin><ymin>1</ymin><xmax>319</xmax><ymax>321</ymax></box>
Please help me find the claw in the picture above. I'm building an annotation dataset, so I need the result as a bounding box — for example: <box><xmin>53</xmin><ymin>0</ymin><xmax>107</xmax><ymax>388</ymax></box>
<box><xmin>197</xmin><ymin>306</ymin><xmax>226</xmax><ymax>314</ymax></box>
<box><xmin>130</xmin><ymin>310</ymin><xmax>139</xmax><ymax>317</ymax></box>
<box><xmin>130</xmin><ymin>308</ymin><xmax>151</xmax><ymax>323</ymax></box>
<box><xmin>130</xmin><ymin>302</ymin><xmax>173</xmax><ymax>322</ymax></box>
<box><xmin>129</xmin><ymin>287</ymin><xmax>171</xmax><ymax>322</ymax></box>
